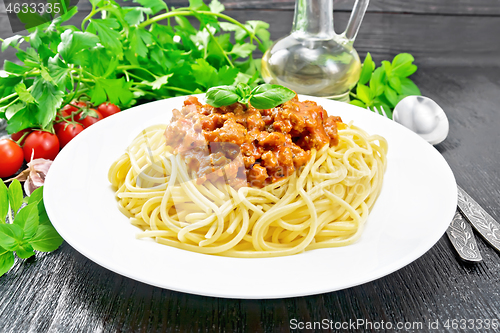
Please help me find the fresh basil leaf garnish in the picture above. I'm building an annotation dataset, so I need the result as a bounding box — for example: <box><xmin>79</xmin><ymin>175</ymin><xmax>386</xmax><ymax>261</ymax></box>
<box><xmin>249</xmin><ymin>84</ymin><xmax>296</xmax><ymax>109</ymax></box>
<box><xmin>205</xmin><ymin>85</ymin><xmax>240</xmax><ymax>108</ymax></box>
<box><xmin>205</xmin><ymin>83</ymin><xmax>296</xmax><ymax>109</ymax></box>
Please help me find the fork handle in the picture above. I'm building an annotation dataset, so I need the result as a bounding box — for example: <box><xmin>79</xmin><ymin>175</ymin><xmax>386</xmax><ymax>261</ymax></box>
<box><xmin>457</xmin><ymin>185</ymin><xmax>500</xmax><ymax>252</ymax></box>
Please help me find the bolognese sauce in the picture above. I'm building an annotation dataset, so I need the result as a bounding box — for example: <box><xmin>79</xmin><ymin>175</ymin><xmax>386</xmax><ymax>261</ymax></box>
<box><xmin>164</xmin><ymin>94</ymin><xmax>343</xmax><ymax>188</ymax></box>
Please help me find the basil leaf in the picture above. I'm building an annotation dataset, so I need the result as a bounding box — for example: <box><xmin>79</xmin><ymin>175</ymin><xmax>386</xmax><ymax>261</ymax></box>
<box><xmin>236</xmin><ymin>83</ymin><xmax>251</xmax><ymax>101</ymax></box>
<box><xmin>205</xmin><ymin>85</ymin><xmax>240</xmax><ymax>107</ymax></box>
<box><xmin>29</xmin><ymin>225</ymin><xmax>64</xmax><ymax>252</ymax></box>
<box><xmin>15</xmin><ymin>243</ymin><xmax>35</xmax><ymax>259</ymax></box>
<box><xmin>29</xmin><ymin>187</ymin><xmax>50</xmax><ymax>226</ymax></box>
<box><xmin>37</xmin><ymin>199</ymin><xmax>50</xmax><ymax>226</ymax></box>
<box><xmin>0</xmin><ymin>250</ymin><xmax>14</xmax><ymax>277</ymax></box>
<box><xmin>249</xmin><ymin>84</ymin><xmax>296</xmax><ymax>109</ymax></box>
<box><xmin>384</xmin><ymin>85</ymin><xmax>399</xmax><ymax>108</ymax></box>
<box><xmin>392</xmin><ymin>53</ymin><xmax>413</xmax><ymax>67</ymax></box>
<box><xmin>356</xmin><ymin>84</ymin><xmax>373</xmax><ymax>104</ymax></box>
<box><xmin>350</xmin><ymin>99</ymin><xmax>366</xmax><ymax>108</ymax></box>
<box><xmin>396</xmin><ymin>64</ymin><xmax>418</xmax><ymax>78</ymax></box>
<box><xmin>388</xmin><ymin>76</ymin><xmax>402</xmax><ymax>94</ymax></box>
<box><xmin>28</xmin><ymin>188</ymin><xmax>44</xmax><ymax>206</ymax></box>
<box><xmin>391</xmin><ymin>53</ymin><xmax>416</xmax><ymax>77</ymax></box>
<box><xmin>369</xmin><ymin>67</ymin><xmax>385</xmax><ymax>97</ymax></box>
<box><xmin>0</xmin><ymin>224</ymin><xmax>24</xmax><ymax>251</ymax></box>
<box><xmin>8</xmin><ymin>180</ymin><xmax>23</xmax><ymax>217</ymax></box>
<box><xmin>0</xmin><ymin>181</ymin><xmax>8</xmax><ymax>223</ymax></box>
<box><xmin>359</xmin><ymin>52</ymin><xmax>375</xmax><ymax>85</ymax></box>
<box><xmin>13</xmin><ymin>203</ymin><xmax>39</xmax><ymax>240</ymax></box>
<box><xmin>381</xmin><ymin>61</ymin><xmax>392</xmax><ymax>76</ymax></box>
<box><xmin>400</xmin><ymin>78</ymin><xmax>422</xmax><ymax>96</ymax></box>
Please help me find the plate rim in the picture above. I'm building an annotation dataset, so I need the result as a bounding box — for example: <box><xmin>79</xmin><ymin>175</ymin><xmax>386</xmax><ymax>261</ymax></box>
<box><xmin>44</xmin><ymin>94</ymin><xmax>457</xmax><ymax>299</ymax></box>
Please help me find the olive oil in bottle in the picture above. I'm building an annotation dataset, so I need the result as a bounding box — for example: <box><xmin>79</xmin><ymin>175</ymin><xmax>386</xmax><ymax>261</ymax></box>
<box><xmin>261</xmin><ymin>0</ymin><xmax>369</xmax><ymax>102</ymax></box>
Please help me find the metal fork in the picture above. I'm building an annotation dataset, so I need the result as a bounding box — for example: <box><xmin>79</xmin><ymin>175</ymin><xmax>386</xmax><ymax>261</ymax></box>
<box><xmin>369</xmin><ymin>106</ymin><xmax>389</xmax><ymax>118</ymax></box>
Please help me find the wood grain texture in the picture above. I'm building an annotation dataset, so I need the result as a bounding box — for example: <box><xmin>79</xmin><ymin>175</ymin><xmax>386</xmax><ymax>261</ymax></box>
<box><xmin>1</xmin><ymin>6</ymin><xmax>499</xmax><ymax>66</ymax></box>
<box><xmin>1</xmin><ymin>1</ymin><xmax>500</xmax><ymax>331</ymax></box>
<box><xmin>75</xmin><ymin>0</ymin><xmax>500</xmax><ymax>15</ymax></box>
<box><xmin>1</xmin><ymin>66</ymin><xmax>500</xmax><ymax>332</ymax></box>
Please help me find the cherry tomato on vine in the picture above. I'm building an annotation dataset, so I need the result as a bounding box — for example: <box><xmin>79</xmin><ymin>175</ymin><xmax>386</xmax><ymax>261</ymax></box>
<box><xmin>23</xmin><ymin>131</ymin><xmax>60</xmax><ymax>162</ymax></box>
<box><xmin>97</xmin><ymin>102</ymin><xmax>121</xmax><ymax>118</ymax></box>
<box><xmin>0</xmin><ymin>139</ymin><xmax>24</xmax><ymax>178</ymax></box>
<box><xmin>57</xmin><ymin>102</ymin><xmax>87</xmax><ymax>120</ymax></box>
<box><xmin>77</xmin><ymin>109</ymin><xmax>103</xmax><ymax>128</ymax></box>
<box><xmin>54</xmin><ymin>122</ymin><xmax>84</xmax><ymax>148</ymax></box>
<box><xmin>11</xmin><ymin>128</ymin><xmax>32</xmax><ymax>146</ymax></box>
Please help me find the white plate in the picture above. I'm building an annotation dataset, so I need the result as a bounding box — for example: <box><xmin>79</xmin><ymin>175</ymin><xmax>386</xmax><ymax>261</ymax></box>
<box><xmin>44</xmin><ymin>95</ymin><xmax>457</xmax><ymax>299</ymax></box>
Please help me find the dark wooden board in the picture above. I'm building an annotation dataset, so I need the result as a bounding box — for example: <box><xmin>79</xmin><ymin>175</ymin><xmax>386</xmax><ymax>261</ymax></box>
<box><xmin>1</xmin><ymin>65</ymin><xmax>500</xmax><ymax>332</ymax></box>
<box><xmin>1</xmin><ymin>8</ymin><xmax>500</xmax><ymax>66</ymax></box>
<box><xmin>76</xmin><ymin>0</ymin><xmax>500</xmax><ymax>15</ymax></box>
<box><xmin>1</xmin><ymin>1</ymin><xmax>500</xmax><ymax>330</ymax></box>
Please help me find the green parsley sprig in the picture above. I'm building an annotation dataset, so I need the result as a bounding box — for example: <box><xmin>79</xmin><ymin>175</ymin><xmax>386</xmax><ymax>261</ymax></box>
<box><xmin>0</xmin><ymin>180</ymin><xmax>63</xmax><ymax>277</ymax></box>
<box><xmin>205</xmin><ymin>83</ymin><xmax>296</xmax><ymax>109</ymax></box>
<box><xmin>349</xmin><ymin>53</ymin><xmax>421</xmax><ymax>119</ymax></box>
<box><xmin>0</xmin><ymin>0</ymin><xmax>272</xmax><ymax>134</ymax></box>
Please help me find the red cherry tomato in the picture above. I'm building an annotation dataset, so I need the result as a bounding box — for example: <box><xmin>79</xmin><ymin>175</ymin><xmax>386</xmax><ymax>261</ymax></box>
<box><xmin>77</xmin><ymin>109</ymin><xmax>103</xmax><ymax>128</ymax></box>
<box><xmin>97</xmin><ymin>102</ymin><xmax>121</xmax><ymax>118</ymax></box>
<box><xmin>54</xmin><ymin>122</ymin><xmax>84</xmax><ymax>148</ymax></box>
<box><xmin>23</xmin><ymin>131</ymin><xmax>60</xmax><ymax>162</ymax></box>
<box><xmin>0</xmin><ymin>139</ymin><xmax>24</xmax><ymax>178</ymax></box>
<box><xmin>11</xmin><ymin>128</ymin><xmax>32</xmax><ymax>146</ymax></box>
<box><xmin>57</xmin><ymin>102</ymin><xmax>87</xmax><ymax>120</ymax></box>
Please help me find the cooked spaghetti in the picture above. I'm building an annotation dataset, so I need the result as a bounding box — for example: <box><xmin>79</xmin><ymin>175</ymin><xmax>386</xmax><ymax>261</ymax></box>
<box><xmin>108</xmin><ymin>96</ymin><xmax>388</xmax><ymax>258</ymax></box>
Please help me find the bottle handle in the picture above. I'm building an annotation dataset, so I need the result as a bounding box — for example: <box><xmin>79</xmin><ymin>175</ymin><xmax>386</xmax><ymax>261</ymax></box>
<box><xmin>343</xmin><ymin>0</ymin><xmax>370</xmax><ymax>42</ymax></box>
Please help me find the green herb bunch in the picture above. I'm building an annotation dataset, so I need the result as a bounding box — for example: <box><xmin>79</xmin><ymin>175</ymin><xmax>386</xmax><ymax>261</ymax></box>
<box><xmin>0</xmin><ymin>0</ymin><xmax>272</xmax><ymax>134</ymax></box>
<box><xmin>0</xmin><ymin>180</ymin><xmax>64</xmax><ymax>277</ymax></box>
<box><xmin>349</xmin><ymin>53</ymin><xmax>421</xmax><ymax>119</ymax></box>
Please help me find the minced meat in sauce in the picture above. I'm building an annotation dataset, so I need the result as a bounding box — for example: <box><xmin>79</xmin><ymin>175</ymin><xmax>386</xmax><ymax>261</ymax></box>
<box><xmin>164</xmin><ymin>95</ymin><xmax>342</xmax><ymax>188</ymax></box>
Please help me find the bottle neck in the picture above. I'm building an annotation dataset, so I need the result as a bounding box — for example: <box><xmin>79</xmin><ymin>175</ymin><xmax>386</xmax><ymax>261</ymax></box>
<box><xmin>292</xmin><ymin>0</ymin><xmax>335</xmax><ymax>40</ymax></box>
